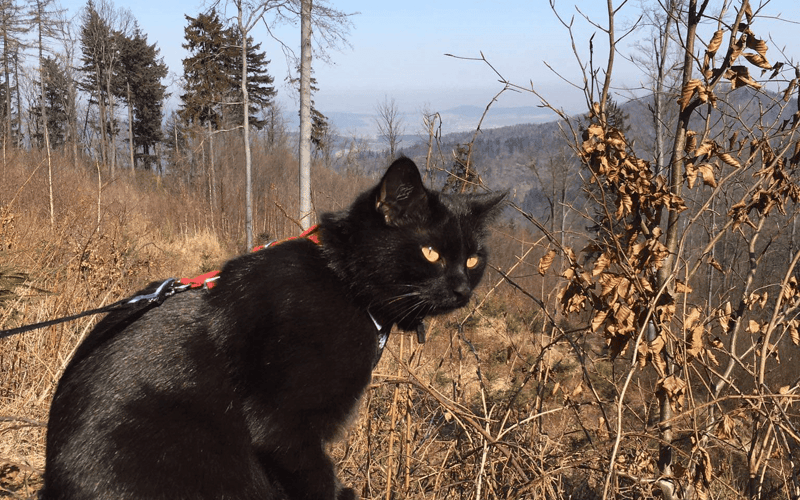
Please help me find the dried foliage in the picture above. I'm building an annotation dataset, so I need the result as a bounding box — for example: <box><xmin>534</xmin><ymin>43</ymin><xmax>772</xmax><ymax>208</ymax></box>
<box><xmin>3</xmin><ymin>2</ymin><xmax>800</xmax><ymax>500</ymax></box>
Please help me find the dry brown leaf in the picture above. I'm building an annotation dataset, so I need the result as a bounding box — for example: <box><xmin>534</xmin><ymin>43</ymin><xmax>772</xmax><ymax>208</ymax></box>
<box><xmin>614</xmin><ymin>302</ymin><xmax>634</xmax><ymax>329</ymax></box>
<box><xmin>679</xmin><ymin>79</ymin><xmax>702</xmax><ymax>110</ymax></box>
<box><xmin>564</xmin><ymin>246</ymin><xmax>577</xmax><ymax>265</ymax></box>
<box><xmin>592</xmin><ymin>253</ymin><xmax>611</xmax><ymax>277</ymax></box>
<box><xmin>649</xmin><ymin>334</ymin><xmax>667</xmax><ymax>377</ymax></box>
<box><xmin>538</xmin><ymin>249</ymin><xmax>557</xmax><ymax>276</ymax></box>
<box><xmin>719</xmin><ymin>301</ymin><xmax>732</xmax><ymax>333</ymax></box>
<box><xmin>697</xmin><ymin>163</ymin><xmax>717</xmax><ymax>187</ymax></box>
<box><xmin>696</xmin><ymin>447</ymin><xmax>713</xmax><ymax>491</ymax></box>
<box><xmin>744</xmin><ymin>52</ymin><xmax>772</xmax><ymax>70</ymax></box>
<box><xmin>660</xmin><ymin>374</ymin><xmax>687</xmax><ymax>411</ymax></box>
<box><xmin>599</xmin><ymin>273</ymin><xmax>622</xmax><ymax>298</ymax></box>
<box><xmin>747</xmin><ymin>319</ymin><xmax>761</xmax><ymax>334</ymax></box>
<box><xmin>587</xmin><ymin>122</ymin><xmax>604</xmax><ymax>139</ymax></box>
<box><xmin>728</xmin><ymin>65</ymin><xmax>762</xmax><ymax>89</ymax></box>
<box><xmin>709</xmin><ymin>257</ymin><xmax>724</xmax><ymax>273</ymax></box>
<box><xmin>716</xmin><ymin>414</ymin><xmax>736</xmax><ymax>440</ymax></box>
<box><xmin>707</xmin><ymin>29</ymin><xmax>725</xmax><ymax>54</ymax></box>
<box><xmin>685</xmin><ymin>131</ymin><xmax>698</xmax><ymax>152</ymax></box>
<box><xmin>685</xmin><ymin>307</ymin><xmax>702</xmax><ymax>330</ymax></box>
<box><xmin>686</xmin><ymin>162</ymin><xmax>698</xmax><ymax>189</ymax></box>
<box><xmin>789</xmin><ymin>321</ymin><xmax>799</xmax><ymax>346</ymax></box>
<box><xmin>744</xmin><ymin>2</ymin><xmax>753</xmax><ymax>23</ymax></box>
<box><xmin>783</xmin><ymin>79</ymin><xmax>797</xmax><ymax>102</ymax></box>
<box><xmin>718</xmin><ymin>151</ymin><xmax>741</xmax><ymax>168</ymax></box>
<box><xmin>616</xmin><ymin>193</ymin><xmax>632</xmax><ymax>219</ymax></box>
<box><xmin>745</xmin><ymin>35</ymin><xmax>768</xmax><ymax>56</ymax></box>
<box><xmin>591</xmin><ymin>308</ymin><xmax>609</xmax><ymax>333</ymax></box>
<box><xmin>688</xmin><ymin>325</ymin><xmax>705</xmax><ymax>359</ymax></box>
<box><xmin>676</xmin><ymin>280</ymin><xmax>692</xmax><ymax>293</ymax></box>
<box><xmin>695</xmin><ymin>140</ymin><xmax>715</xmax><ymax>158</ymax></box>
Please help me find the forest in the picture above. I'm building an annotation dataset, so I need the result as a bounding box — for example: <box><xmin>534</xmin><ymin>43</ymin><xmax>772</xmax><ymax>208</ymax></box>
<box><xmin>4</xmin><ymin>0</ymin><xmax>800</xmax><ymax>499</ymax></box>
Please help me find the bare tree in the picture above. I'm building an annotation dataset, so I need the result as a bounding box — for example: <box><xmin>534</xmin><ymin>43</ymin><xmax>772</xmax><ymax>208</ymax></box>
<box><xmin>212</xmin><ymin>0</ymin><xmax>352</xmax><ymax>237</ymax></box>
<box><xmin>258</xmin><ymin>0</ymin><xmax>352</xmax><ymax>230</ymax></box>
<box><xmin>375</xmin><ymin>95</ymin><xmax>404</xmax><ymax>161</ymax></box>
<box><xmin>298</xmin><ymin>0</ymin><xmax>311</xmax><ymax>230</ymax></box>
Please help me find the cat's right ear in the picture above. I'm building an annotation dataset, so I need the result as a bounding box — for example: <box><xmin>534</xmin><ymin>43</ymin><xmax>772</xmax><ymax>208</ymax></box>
<box><xmin>375</xmin><ymin>157</ymin><xmax>429</xmax><ymax>227</ymax></box>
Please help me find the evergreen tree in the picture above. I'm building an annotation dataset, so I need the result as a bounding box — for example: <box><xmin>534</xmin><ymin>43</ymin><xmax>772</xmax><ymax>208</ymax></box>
<box><xmin>79</xmin><ymin>0</ymin><xmax>121</xmax><ymax>170</ymax></box>
<box><xmin>179</xmin><ymin>9</ymin><xmax>229</xmax><ymax>129</ymax></box>
<box><xmin>289</xmin><ymin>67</ymin><xmax>329</xmax><ymax>155</ymax></box>
<box><xmin>224</xmin><ymin>26</ymin><xmax>275</xmax><ymax>130</ymax></box>
<box><xmin>119</xmin><ymin>25</ymin><xmax>167</xmax><ymax>169</ymax></box>
<box><xmin>29</xmin><ymin>56</ymin><xmax>71</xmax><ymax>148</ymax></box>
<box><xmin>179</xmin><ymin>9</ymin><xmax>275</xmax><ymax>131</ymax></box>
<box><xmin>0</xmin><ymin>0</ymin><xmax>25</xmax><ymax>146</ymax></box>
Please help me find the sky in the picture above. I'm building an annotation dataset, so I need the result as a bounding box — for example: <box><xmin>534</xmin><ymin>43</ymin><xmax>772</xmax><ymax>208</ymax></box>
<box><xmin>55</xmin><ymin>0</ymin><xmax>800</xmax><ymax>127</ymax></box>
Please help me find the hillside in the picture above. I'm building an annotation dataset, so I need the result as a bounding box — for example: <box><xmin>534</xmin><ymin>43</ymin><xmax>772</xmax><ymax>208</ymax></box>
<box><xmin>337</xmin><ymin>85</ymin><xmax>799</xmax><ymax>221</ymax></box>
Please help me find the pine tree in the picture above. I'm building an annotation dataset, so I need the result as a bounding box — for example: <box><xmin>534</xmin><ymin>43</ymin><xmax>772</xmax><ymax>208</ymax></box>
<box><xmin>118</xmin><ymin>25</ymin><xmax>167</xmax><ymax>169</ymax></box>
<box><xmin>179</xmin><ymin>9</ymin><xmax>229</xmax><ymax>129</ymax></box>
<box><xmin>29</xmin><ymin>56</ymin><xmax>71</xmax><ymax>148</ymax></box>
<box><xmin>179</xmin><ymin>10</ymin><xmax>275</xmax><ymax>131</ymax></box>
<box><xmin>224</xmin><ymin>26</ymin><xmax>275</xmax><ymax>130</ymax></box>
<box><xmin>289</xmin><ymin>66</ymin><xmax>329</xmax><ymax>156</ymax></box>
<box><xmin>79</xmin><ymin>0</ymin><xmax>121</xmax><ymax>171</ymax></box>
<box><xmin>0</xmin><ymin>0</ymin><xmax>25</xmax><ymax>146</ymax></box>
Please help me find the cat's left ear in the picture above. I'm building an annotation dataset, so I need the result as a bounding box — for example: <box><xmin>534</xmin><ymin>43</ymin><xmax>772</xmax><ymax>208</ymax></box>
<box><xmin>470</xmin><ymin>191</ymin><xmax>507</xmax><ymax>223</ymax></box>
<box><xmin>375</xmin><ymin>157</ymin><xmax>429</xmax><ymax>227</ymax></box>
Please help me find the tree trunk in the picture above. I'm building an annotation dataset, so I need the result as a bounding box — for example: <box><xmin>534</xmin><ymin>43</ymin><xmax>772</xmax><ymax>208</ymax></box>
<box><xmin>298</xmin><ymin>0</ymin><xmax>313</xmax><ymax>230</ymax></box>
<box><xmin>106</xmin><ymin>76</ymin><xmax>116</xmax><ymax>178</ymax></box>
<box><xmin>95</xmin><ymin>70</ymin><xmax>107</xmax><ymax>169</ymax></box>
<box><xmin>127</xmin><ymin>81</ymin><xmax>134</xmax><ymax>169</ymax></box>
<box><xmin>3</xmin><ymin>31</ymin><xmax>10</xmax><ymax>147</ymax></box>
<box><xmin>238</xmin><ymin>6</ymin><xmax>253</xmax><ymax>249</ymax></box>
<box><xmin>37</xmin><ymin>5</ymin><xmax>54</xmax><ymax>228</ymax></box>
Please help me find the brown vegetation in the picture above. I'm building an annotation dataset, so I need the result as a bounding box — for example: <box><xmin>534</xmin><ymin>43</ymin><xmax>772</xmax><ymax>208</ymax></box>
<box><xmin>4</xmin><ymin>1</ymin><xmax>800</xmax><ymax>499</ymax></box>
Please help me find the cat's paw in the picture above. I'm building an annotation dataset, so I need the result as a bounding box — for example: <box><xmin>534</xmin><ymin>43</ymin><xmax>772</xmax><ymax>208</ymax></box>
<box><xmin>337</xmin><ymin>487</ymin><xmax>357</xmax><ymax>500</ymax></box>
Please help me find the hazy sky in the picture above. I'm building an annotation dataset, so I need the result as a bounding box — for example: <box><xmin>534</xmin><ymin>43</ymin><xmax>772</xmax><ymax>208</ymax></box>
<box><xmin>57</xmin><ymin>0</ymin><xmax>800</xmax><ymax>122</ymax></box>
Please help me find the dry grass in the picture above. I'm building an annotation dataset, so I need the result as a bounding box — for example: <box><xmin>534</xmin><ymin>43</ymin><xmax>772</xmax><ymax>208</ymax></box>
<box><xmin>1</xmin><ymin>150</ymin><xmax>775</xmax><ymax>500</ymax></box>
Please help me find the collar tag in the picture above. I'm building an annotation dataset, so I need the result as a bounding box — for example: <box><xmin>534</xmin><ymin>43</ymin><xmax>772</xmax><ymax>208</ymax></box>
<box><xmin>368</xmin><ymin>309</ymin><xmax>391</xmax><ymax>367</ymax></box>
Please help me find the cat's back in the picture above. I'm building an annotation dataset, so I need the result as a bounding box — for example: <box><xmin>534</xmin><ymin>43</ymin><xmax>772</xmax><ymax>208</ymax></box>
<box><xmin>43</xmin><ymin>288</ymin><xmax>270</xmax><ymax>499</ymax></box>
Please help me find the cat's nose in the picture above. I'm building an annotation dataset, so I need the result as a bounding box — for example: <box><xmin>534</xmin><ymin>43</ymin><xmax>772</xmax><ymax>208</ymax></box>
<box><xmin>452</xmin><ymin>282</ymin><xmax>471</xmax><ymax>299</ymax></box>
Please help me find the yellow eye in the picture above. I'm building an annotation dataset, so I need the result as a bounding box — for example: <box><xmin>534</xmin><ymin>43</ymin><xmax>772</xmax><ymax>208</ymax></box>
<box><xmin>466</xmin><ymin>255</ymin><xmax>480</xmax><ymax>269</ymax></box>
<box><xmin>421</xmin><ymin>246</ymin><xmax>440</xmax><ymax>263</ymax></box>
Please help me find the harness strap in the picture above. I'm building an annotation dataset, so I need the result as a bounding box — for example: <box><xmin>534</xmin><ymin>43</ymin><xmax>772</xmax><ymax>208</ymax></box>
<box><xmin>179</xmin><ymin>225</ymin><xmax>323</xmax><ymax>291</ymax></box>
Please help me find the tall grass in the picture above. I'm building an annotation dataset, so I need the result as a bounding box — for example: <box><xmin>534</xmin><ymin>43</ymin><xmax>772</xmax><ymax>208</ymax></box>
<box><xmin>0</xmin><ymin>146</ymin><xmax>702</xmax><ymax>500</ymax></box>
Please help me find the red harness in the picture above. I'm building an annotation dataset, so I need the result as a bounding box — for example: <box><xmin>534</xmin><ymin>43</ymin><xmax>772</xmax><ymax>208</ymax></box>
<box><xmin>178</xmin><ymin>225</ymin><xmax>321</xmax><ymax>291</ymax></box>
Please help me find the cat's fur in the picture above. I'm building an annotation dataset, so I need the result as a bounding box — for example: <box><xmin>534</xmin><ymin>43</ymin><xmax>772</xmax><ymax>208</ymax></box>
<box><xmin>42</xmin><ymin>157</ymin><xmax>504</xmax><ymax>500</ymax></box>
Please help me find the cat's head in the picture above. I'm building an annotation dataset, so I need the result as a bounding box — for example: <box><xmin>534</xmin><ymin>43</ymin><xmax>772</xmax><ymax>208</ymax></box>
<box><xmin>322</xmin><ymin>157</ymin><xmax>505</xmax><ymax>331</ymax></box>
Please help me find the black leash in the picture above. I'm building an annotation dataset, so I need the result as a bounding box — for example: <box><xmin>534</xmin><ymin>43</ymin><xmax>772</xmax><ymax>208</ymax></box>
<box><xmin>0</xmin><ymin>278</ymin><xmax>182</xmax><ymax>340</ymax></box>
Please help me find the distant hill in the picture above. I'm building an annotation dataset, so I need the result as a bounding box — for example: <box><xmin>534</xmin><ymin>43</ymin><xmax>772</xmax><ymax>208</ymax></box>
<box><xmin>293</xmin><ymin>105</ymin><xmax>557</xmax><ymax>138</ymax></box>
<box><xmin>332</xmin><ymin>85</ymin><xmax>798</xmax><ymax>222</ymax></box>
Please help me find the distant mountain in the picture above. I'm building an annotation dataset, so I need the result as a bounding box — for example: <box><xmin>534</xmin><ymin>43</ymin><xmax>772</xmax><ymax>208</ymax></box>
<box><xmin>336</xmin><ymin>85</ymin><xmax>798</xmax><ymax>222</ymax></box>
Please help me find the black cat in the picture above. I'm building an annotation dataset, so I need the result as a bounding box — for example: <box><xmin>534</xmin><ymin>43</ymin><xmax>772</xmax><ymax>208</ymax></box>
<box><xmin>42</xmin><ymin>157</ymin><xmax>504</xmax><ymax>500</ymax></box>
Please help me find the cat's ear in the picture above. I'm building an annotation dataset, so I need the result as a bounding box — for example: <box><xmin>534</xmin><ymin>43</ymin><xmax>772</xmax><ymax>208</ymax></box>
<box><xmin>470</xmin><ymin>191</ymin><xmax>506</xmax><ymax>223</ymax></box>
<box><xmin>375</xmin><ymin>157</ymin><xmax>429</xmax><ymax>227</ymax></box>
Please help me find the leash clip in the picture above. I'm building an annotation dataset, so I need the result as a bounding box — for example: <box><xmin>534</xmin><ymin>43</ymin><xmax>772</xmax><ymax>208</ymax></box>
<box><xmin>127</xmin><ymin>278</ymin><xmax>177</xmax><ymax>306</ymax></box>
